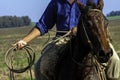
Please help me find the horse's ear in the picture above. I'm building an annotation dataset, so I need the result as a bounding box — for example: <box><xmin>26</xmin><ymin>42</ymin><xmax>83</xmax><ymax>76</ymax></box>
<box><xmin>97</xmin><ymin>0</ymin><xmax>104</xmax><ymax>10</ymax></box>
<box><xmin>76</xmin><ymin>0</ymin><xmax>86</xmax><ymax>10</ymax></box>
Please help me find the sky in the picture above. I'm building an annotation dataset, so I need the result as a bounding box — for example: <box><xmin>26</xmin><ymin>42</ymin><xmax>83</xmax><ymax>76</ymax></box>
<box><xmin>0</xmin><ymin>0</ymin><xmax>120</xmax><ymax>22</ymax></box>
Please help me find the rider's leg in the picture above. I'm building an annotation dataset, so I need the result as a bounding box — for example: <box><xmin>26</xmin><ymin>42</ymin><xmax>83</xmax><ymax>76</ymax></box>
<box><xmin>34</xmin><ymin>37</ymin><xmax>70</xmax><ymax>80</ymax></box>
<box><xmin>34</xmin><ymin>42</ymin><xmax>59</xmax><ymax>80</ymax></box>
<box><xmin>34</xmin><ymin>57</ymin><xmax>48</xmax><ymax>80</ymax></box>
<box><xmin>106</xmin><ymin>43</ymin><xmax>120</xmax><ymax>80</ymax></box>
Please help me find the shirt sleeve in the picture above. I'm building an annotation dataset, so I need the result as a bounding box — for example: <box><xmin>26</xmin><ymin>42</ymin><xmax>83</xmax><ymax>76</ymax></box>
<box><xmin>36</xmin><ymin>0</ymin><xmax>56</xmax><ymax>35</ymax></box>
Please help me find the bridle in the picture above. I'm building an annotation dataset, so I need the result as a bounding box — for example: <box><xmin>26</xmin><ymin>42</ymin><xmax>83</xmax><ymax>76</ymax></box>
<box><xmin>69</xmin><ymin>9</ymin><xmax>107</xmax><ymax>80</ymax></box>
<box><xmin>70</xmin><ymin>8</ymin><xmax>104</xmax><ymax>65</ymax></box>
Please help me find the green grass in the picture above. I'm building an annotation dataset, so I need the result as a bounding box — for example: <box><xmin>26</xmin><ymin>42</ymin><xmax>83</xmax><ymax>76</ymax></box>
<box><xmin>0</xmin><ymin>16</ymin><xmax>120</xmax><ymax>79</ymax></box>
<box><xmin>107</xmin><ymin>16</ymin><xmax>120</xmax><ymax>51</ymax></box>
<box><xmin>107</xmin><ymin>16</ymin><xmax>120</xmax><ymax>20</ymax></box>
<box><xmin>0</xmin><ymin>26</ymin><xmax>55</xmax><ymax>79</ymax></box>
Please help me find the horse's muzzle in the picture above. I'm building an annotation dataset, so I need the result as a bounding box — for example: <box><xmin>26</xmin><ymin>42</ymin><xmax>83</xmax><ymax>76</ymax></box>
<box><xmin>96</xmin><ymin>49</ymin><xmax>113</xmax><ymax>63</ymax></box>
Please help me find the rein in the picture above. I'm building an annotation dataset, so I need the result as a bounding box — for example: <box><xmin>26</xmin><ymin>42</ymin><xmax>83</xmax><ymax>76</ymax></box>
<box><xmin>80</xmin><ymin>9</ymin><xmax>104</xmax><ymax>54</ymax></box>
<box><xmin>70</xmin><ymin>9</ymin><xmax>103</xmax><ymax>65</ymax></box>
<box><xmin>69</xmin><ymin>18</ymin><xmax>96</xmax><ymax>68</ymax></box>
<box><xmin>5</xmin><ymin>46</ymin><xmax>35</xmax><ymax>80</ymax></box>
<box><xmin>69</xmin><ymin>19</ymin><xmax>107</xmax><ymax>79</ymax></box>
<box><xmin>81</xmin><ymin>17</ymin><xmax>94</xmax><ymax>51</ymax></box>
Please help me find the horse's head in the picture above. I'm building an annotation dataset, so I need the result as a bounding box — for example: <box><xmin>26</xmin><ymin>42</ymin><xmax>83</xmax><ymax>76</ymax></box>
<box><xmin>76</xmin><ymin>0</ymin><xmax>112</xmax><ymax>61</ymax></box>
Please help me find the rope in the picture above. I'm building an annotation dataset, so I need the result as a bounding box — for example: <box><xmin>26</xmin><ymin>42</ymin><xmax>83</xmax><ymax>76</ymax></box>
<box><xmin>5</xmin><ymin>30</ymin><xmax>71</xmax><ymax>80</ymax></box>
<box><xmin>94</xmin><ymin>56</ymin><xmax>107</xmax><ymax>80</ymax></box>
<box><xmin>49</xmin><ymin>29</ymin><xmax>69</xmax><ymax>33</ymax></box>
<box><xmin>69</xmin><ymin>14</ymin><xmax>107</xmax><ymax>79</ymax></box>
<box><xmin>39</xmin><ymin>30</ymin><xmax>71</xmax><ymax>52</ymax></box>
<box><xmin>52</xmin><ymin>30</ymin><xmax>71</xmax><ymax>41</ymax></box>
<box><xmin>5</xmin><ymin>46</ymin><xmax>35</xmax><ymax>80</ymax></box>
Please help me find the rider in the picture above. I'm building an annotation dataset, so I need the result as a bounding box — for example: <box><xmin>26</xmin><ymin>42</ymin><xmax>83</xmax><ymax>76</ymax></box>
<box><xmin>13</xmin><ymin>0</ymin><xmax>120</xmax><ymax>80</ymax></box>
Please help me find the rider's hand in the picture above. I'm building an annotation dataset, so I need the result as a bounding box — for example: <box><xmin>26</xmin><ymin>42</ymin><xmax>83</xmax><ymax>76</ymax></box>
<box><xmin>71</xmin><ymin>27</ymin><xmax>77</xmax><ymax>36</ymax></box>
<box><xmin>13</xmin><ymin>40</ymin><xmax>27</xmax><ymax>50</ymax></box>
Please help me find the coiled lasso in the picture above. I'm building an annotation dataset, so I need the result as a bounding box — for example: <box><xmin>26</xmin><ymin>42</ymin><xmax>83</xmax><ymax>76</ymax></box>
<box><xmin>5</xmin><ymin>46</ymin><xmax>35</xmax><ymax>80</ymax></box>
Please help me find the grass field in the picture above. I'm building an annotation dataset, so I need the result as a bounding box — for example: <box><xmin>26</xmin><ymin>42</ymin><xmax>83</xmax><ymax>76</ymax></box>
<box><xmin>0</xmin><ymin>17</ymin><xmax>120</xmax><ymax>79</ymax></box>
<box><xmin>0</xmin><ymin>26</ymin><xmax>56</xmax><ymax>80</ymax></box>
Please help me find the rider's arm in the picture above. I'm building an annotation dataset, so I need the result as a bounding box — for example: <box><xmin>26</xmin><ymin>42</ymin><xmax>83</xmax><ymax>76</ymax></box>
<box><xmin>13</xmin><ymin>0</ymin><xmax>56</xmax><ymax>49</ymax></box>
<box><xmin>13</xmin><ymin>27</ymin><xmax>41</xmax><ymax>49</ymax></box>
<box><xmin>22</xmin><ymin>27</ymin><xmax>41</xmax><ymax>43</ymax></box>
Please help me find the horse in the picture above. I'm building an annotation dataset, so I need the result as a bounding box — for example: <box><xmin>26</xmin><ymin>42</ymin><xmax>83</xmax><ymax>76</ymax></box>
<box><xmin>55</xmin><ymin>0</ymin><xmax>113</xmax><ymax>80</ymax></box>
<box><xmin>36</xmin><ymin>0</ymin><xmax>113</xmax><ymax>80</ymax></box>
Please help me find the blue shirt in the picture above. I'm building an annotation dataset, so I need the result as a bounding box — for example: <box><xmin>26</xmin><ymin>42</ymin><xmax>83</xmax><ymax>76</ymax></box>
<box><xmin>36</xmin><ymin>0</ymin><xmax>98</xmax><ymax>36</ymax></box>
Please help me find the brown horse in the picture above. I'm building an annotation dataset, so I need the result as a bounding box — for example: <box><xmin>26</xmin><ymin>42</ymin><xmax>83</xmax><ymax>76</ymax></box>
<box><xmin>76</xmin><ymin>0</ymin><xmax>112</xmax><ymax>63</ymax></box>
<box><xmin>56</xmin><ymin>0</ymin><xmax>113</xmax><ymax>80</ymax></box>
<box><xmin>37</xmin><ymin>0</ymin><xmax>113</xmax><ymax>80</ymax></box>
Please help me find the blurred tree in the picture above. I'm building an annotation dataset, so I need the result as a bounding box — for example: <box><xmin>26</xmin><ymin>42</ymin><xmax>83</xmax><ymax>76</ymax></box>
<box><xmin>107</xmin><ymin>10</ymin><xmax>120</xmax><ymax>17</ymax></box>
<box><xmin>0</xmin><ymin>16</ymin><xmax>31</xmax><ymax>28</ymax></box>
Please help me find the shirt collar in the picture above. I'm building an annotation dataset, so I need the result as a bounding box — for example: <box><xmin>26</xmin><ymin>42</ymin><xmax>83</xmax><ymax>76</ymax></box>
<box><xmin>66</xmin><ymin>0</ymin><xmax>76</xmax><ymax>5</ymax></box>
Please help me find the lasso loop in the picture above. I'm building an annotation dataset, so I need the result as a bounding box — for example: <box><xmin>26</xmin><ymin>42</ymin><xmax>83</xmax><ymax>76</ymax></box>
<box><xmin>5</xmin><ymin>46</ymin><xmax>35</xmax><ymax>80</ymax></box>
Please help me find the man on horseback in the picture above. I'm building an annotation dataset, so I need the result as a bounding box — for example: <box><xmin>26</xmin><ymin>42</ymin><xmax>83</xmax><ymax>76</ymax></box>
<box><xmin>13</xmin><ymin>0</ymin><xmax>120</xmax><ymax>80</ymax></box>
